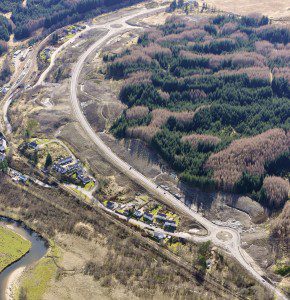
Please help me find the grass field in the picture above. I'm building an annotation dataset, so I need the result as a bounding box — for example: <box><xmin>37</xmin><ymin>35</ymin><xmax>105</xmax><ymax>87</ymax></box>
<box><xmin>0</xmin><ymin>226</ymin><xmax>31</xmax><ymax>272</ymax></box>
<box><xmin>206</xmin><ymin>0</ymin><xmax>290</xmax><ymax>19</ymax></box>
<box><xmin>17</xmin><ymin>242</ymin><xmax>59</xmax><ymax>300</ymax></box>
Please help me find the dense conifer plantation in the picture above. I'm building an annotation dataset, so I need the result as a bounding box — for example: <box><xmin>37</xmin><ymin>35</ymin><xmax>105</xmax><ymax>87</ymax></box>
<box><xmin>107</xmin><ymin>14</ymin><xmax>290</xmax><ymax>207</ymax></box>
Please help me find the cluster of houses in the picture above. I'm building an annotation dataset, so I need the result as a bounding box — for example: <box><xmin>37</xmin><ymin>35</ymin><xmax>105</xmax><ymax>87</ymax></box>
<box><xmin>105</xmin><ymin>200</ymin><xmax>177</xmax><ymax>233</ymax></box>
<box><xmin>14</xmin><ymin>49</ymin><xmax>29</xmax><ymax>61</ymax></box>
<box><xmin>52</xmin><ymin>156</ymin><xmax>92</xmax><ymax>185</ymax></box>
<box><xmin>0</xmin><ymin>135</ymin><xmax>7</xmax><ymax>162</ymax></box>
<box><xmin>59</xmin><ymin>24</ymin><xmax>86</xmax><ymax>42</ymax></box>
<box><xmin>141</xmin><ymin>211</ymin><xmax>177</xmax><ymax>232</ymax></box>
<box><xmin>22</xmin><ymin>141</ymin><xmax>93</xmax><ymax>186</ymax></box>
<box><xmin>27</xmin><ymin>141</ymin><xmax>39</xmax><ymax>151</ymax></box>
<box><xmin>63</xmin><ymin>24</ymin><xmax>86</xmax><ymax>36</ymax></box>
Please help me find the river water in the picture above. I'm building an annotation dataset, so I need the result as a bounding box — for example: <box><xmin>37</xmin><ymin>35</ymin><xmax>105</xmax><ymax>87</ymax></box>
<box><xmin>0</xmin><ymin>217</ymin><xmax>48</xmax><ymax>300</ymax></box>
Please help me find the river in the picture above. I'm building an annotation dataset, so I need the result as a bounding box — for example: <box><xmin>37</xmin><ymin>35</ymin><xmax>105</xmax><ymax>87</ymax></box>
<box><xmin>0</xmin><ymin>217</ymin><xmax>48</xmax><ymax>300</ymax></box>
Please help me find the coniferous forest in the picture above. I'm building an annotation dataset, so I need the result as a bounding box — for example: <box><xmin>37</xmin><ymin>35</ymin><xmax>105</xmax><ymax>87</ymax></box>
<box><xmin>0</xmin><ymin>0</ymin><xmax>141</xmax><ymax>54</ymax></box>
<box><xmin>106</xmin><ymin>14</ymin><xmax>290</xmax><ymax>209</ymax></box>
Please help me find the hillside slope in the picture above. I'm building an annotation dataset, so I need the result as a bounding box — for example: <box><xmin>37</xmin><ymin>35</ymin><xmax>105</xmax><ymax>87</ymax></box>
<box><xmin>105</xmin><ymin>14</ymin><xmax>290</xmax><ymax>209</ymax></box>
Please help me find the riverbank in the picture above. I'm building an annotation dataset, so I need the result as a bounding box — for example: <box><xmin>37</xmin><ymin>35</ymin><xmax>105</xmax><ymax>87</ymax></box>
<box><xmin>5</xmin><ymin>266</ymin><xmax>25</xmax><ymax>300</ymax></box>
<box><xmin>0</xmin><ymin>216</ymin><xmax>49</xmax><ymax>300</ymax></box>
<box><xmin>0</xmin><ymin>225</ymin><xmax>31</xmax><ymax>272</ymax></box>
<box><xmin>17</xmin><ymin>242</ymin><xmax>59</xmax><ymax>300</ymax></box>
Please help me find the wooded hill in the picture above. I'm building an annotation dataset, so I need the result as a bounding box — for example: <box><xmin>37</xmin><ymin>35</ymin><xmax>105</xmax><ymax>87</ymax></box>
<box><xmin>0</xmin><ymin>0</ymin><xmax>142</xmax><ymax>54</ymax></box>
<box><xmin>106</xmin><ymin>14</ymin><xmax>290</xmax><ymax>209</ymax></box>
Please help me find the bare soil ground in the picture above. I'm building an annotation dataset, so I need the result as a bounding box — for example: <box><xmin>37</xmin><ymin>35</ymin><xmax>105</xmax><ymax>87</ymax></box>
<box><xmin>46</xmin><ymin>29</ymin><xmax>108</xmax><ymax>84</ymax></box>
<box><xmin>206</xmin><ymin>0</ymin><xmax>290</xmax><ymax>20</ymax></box>
<box><xmin>9</xmin><ymin>82</ymin><xmax>72</xmax><ymax>139</ymax></box>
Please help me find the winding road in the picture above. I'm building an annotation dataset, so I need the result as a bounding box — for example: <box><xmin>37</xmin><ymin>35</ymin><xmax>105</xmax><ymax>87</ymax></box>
<box><xmin>68</xmin><ymin>6</ymin><xmax>287</xmax><ymax>300</ymax></box>
<box><xmin>0</xmin><ymin>3</ymin><xmax>287</xmax><ymax>299</ymax></box>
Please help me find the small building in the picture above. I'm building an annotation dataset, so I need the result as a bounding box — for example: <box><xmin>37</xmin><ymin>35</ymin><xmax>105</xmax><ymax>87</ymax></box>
<box><xmin>206</xmin><ymin>259</ymin><xmax>212</xmax><ymax>269</ymax></box>
<box><xmin>66</xmin><ymin>162</ymin><xmax>81</xmax><ymax>174</ymax></box>
<box><xmin>77</xmin><ymin>169</ymin><xmax>83</xmax><ymax>176</ymax></box>
<box><xmin>19</xmin><ymin>174</ymin><xmax>28</xmax><ymax>183</ymax></box>
<box><xmin>57</xmin><ymin>156</ymin><xmax>73</xmax><ymax>166</ymax></box>
<box><xmin>44</xmin><ymin>48</ymin><xmax>50</xmax><ymax>54</ymax></box>
<box><xmin>0</xmin><ymin>143</ymin><xmax>6</xmax><ymax>153</ymax></box>
<box><xmin>41</xmin><ymin>168</ymin><xmax>49</xmax><ymax>174</ymax></box>
<box><xmin>14</xmin><ymin>50</ymin><xmax>21</xmax><ymax>57</ymax></box>
<box><xmin>106</xmin><ymin>201</ymin><xmax>116</xmax><ymax>210</ymax></box>
<box><xmin>80</xmin><ymin>176</ymin><xmax>91</xmax><ymax>185</ymax></box>
<box><xmin>77</xmin><ymin>170</ymin><xmax>91</xmax><ymax>185</ymax></box>
<box><xmin>123</xmin><ymin>210</ymin><xmax>130</xmax><ymax>217</ymax></box>
<box><xmin>156</xmin><ymin>213</ymin><xmax>167</xmax><ymax>223</ymax></box>
<box><xmin>153</xmin><ymin>232</ymin><xmax>166</xmax><ymax>242</ymax></box>
<box><xmin>28</xmin><ymin>141</ymin><xmax>39</xmax><ymax>150</ymax></box>
<box><xmin>143</xmin><ymin>212</ymin><xmax>154</xmax><ymax>223</ymax></box>
<box><xmin>133</xmin><ymin>210</ymin><xmax>143</xmax><ymax>219</ymax></box>
<box><xmin>164</xmin><ymin>221</ymin><xmax>177</xmax><ymax>232</ymax></box>
<box><xmin>1</xmin><ymin>86</ymin><xmax>10</xmax><ymax>94</ymax></box>
<box><xmin>53</xmin><ymin>164</ymin><xmax>67</xmax><ymax>174</ymax></box>
<box><xmin>0</xmin><ymin>138</ymin><xmax>7</xmax><ymax>153</ymax></box>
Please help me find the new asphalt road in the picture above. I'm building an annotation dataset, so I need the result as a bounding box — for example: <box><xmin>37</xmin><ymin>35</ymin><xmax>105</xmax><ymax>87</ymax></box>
<box><xmin>68</xmin><ymin>6</ymin><xmax>287</xmax><ymax>300</ymax></box>
<box><xmin>1</xmin><ymin>3</ymin><xmax>286</xmax><ymax>299</ymax></box>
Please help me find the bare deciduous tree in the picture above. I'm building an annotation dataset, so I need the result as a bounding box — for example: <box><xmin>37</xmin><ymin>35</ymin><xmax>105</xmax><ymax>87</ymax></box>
<box><xmin>263</xmin><ymin>176</ymin><xmax>289</xmax><ymax>208</ymax></box>
<box><xmin>126</xmin><ymin>106</ymin><xmax>149</xmax><ymax>120</ymax></box>
<box><xmin>182</xmin><ymin>134</ymin><xmax>221</xmax><ymax>148</ymax></box>
<box><xmin>205</xmin><ymin>129</ymin><xmax>290</xmax><ymax>190</ymax></box>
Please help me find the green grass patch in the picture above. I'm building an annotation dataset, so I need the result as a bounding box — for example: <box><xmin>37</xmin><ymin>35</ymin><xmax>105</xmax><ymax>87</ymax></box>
<box><xmin>167</xmin><ymin>241</ymin><xmax>182</xmax><ymax>253</ymax></box>
<box><xmin>150</xmin><ymin>205</ymin><xmax>162</xmax><ymax>216</ymax></box>
<box><xmin>275</xmin><ymin>265</ymin><xmax>290</xmax><ymax>276</ymax></box>
<box><xmin>0</xmin><ymin>226</ymin><xmax>31</xmax><ymax>272</ymax></box>
<box><xmin>84</xmin><ymin>181</ymin><xmax>95</xmax><ymax>191</ymax></box>
<box><xmin>17</xmin><ymin>242</ymin><xmax>60</xmax><ymax>300</ymax></box>
<box><xmin>166</xmin><ymin>212</ymin><xmax>180</xmax><ymax>225</ymax></box>
<box><xmin>65</xmin><ymin>33</ymin><xmax>75</xmax><ymax>41</ymax></box>
<box><xmin>70</xmin><ymin>187</ymin><xmax>90</xmax><ymax>201</ymax></box>
<box><xmin>274</xmin><ymin>259</ymin><xmax>290</xmax><ymax>276</ymax></box>
<box><xmin>138</xmin><ymin>195</ymin><xmax>149</xmax><ymax>202</ymax></box>
<box><xmin>29</xmin><ymin>138</ymin><xmax>50</xmax><ymax>145</ymax></box>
